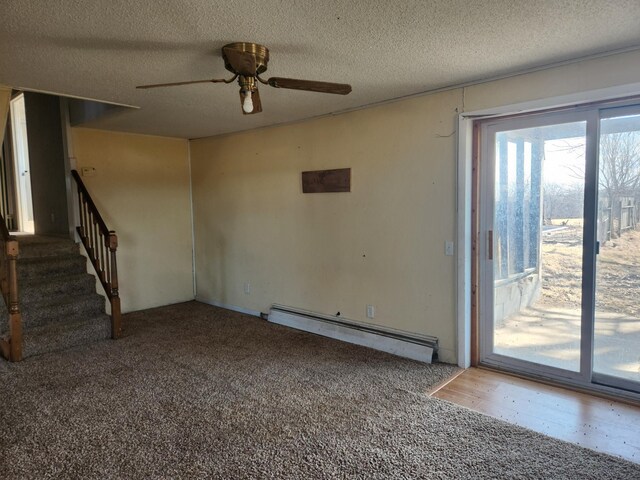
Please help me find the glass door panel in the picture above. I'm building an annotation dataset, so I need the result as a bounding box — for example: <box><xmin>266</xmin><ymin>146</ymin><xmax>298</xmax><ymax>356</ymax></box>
<box><xmin>491</xmin><ymin>120</ymin><xmax>587</xmax><ymax>373</ymax></box>
<box><xmin>594</xmin><ymin>112</ymin><xmax>640</xmax><ymax>388</ymax></box>
<box><xmin>480</xmin><ymin>103</ymin><xmax>640</xmax><ymax>399</ymax></box>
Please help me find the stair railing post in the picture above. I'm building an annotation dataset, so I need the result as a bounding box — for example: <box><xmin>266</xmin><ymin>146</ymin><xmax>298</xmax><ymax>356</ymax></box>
<box><xmin>72</xmin><ymin>170</ymin><xmax>123</xmax><ymax>343</ymax></box>
<box><xmin>6</xmin><ymin>239</ymin><xmax>22</xmax><ymax>361</ymax></box>
<box><xmin>108</xmin><ymin>232</ymin><xmax>122</xmax><ymax>339</ymax></box>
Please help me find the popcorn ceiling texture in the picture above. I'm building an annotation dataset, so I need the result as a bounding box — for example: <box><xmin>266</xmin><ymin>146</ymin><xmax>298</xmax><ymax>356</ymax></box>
<box><xmin>1</xmin><ymin>302</ymin><xmax>638</xmax><ymax>479</ymax></box>
<box><xmin>1</xmin><ymin>1</ymin><xmax>640</xmax><ymax>138</ymax></box>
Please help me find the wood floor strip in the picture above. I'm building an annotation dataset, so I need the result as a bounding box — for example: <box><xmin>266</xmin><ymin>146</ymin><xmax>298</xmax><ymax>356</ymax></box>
<box><xmin>431</xmin><ymin>367</ymin><xmax>640</xmax><ymax>463</ymax></box>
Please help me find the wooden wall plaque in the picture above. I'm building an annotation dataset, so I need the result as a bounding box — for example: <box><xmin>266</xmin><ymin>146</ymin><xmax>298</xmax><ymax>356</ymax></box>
<box><xmin>302</xmin><ymin>168</ymin><xmax>351</xmax><ymax>193</ymax></box>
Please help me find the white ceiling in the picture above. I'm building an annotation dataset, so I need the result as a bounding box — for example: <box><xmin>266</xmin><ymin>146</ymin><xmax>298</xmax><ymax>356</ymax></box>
<box><xmin>2</xmin><ymin>1</ymin><xmax>640</xmax><ymax>139</ymax></box>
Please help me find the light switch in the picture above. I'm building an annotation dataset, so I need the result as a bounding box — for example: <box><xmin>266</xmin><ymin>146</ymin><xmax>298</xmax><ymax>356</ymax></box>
<box><xmin>445</xmin><ymin>241</ymin><xmax>454</xmax><ymax>256</ymax></box>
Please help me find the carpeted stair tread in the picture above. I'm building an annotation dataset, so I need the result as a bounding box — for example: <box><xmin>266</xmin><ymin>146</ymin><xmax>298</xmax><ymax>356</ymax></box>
<box><xmin>1</xmin><ymin>235</ymin><xmax>112</xmax><ymax>360</ymax></box>
<box><xmin>16</xmin><ymin>235</ymin><xmax>70</xmax><ymax>245</ymax></box>
<box><xmin>20</xmin><ymin>273</ymin><xmax>96</xmax><ymax>303</ymax></box>
<box><xmin>21</xmin><ymin>293</ymin><xmax>106</xmax><ymax>329</ymax></box>
<box><xmin>22</xmin><ymin>314</ymin><xmax>111</xmax><ymax>358</ymax></box>
<box><xmin>18</xmin><ymin>235</ymin><xmax>79</xmax><ymax>259</ymax></box>
<box><xmin>18</xmin><ymin>254</ymin><xmax>87</xmax><ymax>280</ymax></box>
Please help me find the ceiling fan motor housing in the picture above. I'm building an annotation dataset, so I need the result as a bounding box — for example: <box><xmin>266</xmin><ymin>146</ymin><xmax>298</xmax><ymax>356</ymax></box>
<box><xmin>222</xmin><ymin>42</ymin><xmax>270</xmax><ymax>75</ymax></box>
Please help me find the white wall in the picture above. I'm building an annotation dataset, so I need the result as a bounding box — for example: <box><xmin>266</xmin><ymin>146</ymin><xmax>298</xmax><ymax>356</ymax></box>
<box><xmin>71</xmin><ymin>128</ymin><xmax>194</xmax><ymax>313</ymax></box>
<box><xmin>190</xmin><ymin>49</ymin><xmax>640</xmax><ymax>365</ymax></box>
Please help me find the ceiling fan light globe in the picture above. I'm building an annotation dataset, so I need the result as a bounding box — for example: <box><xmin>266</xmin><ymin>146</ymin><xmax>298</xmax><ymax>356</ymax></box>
<box><xmin>242</xmin><ymin>91</ymin><xmax>254</xmax><ymax>113</ymax></box>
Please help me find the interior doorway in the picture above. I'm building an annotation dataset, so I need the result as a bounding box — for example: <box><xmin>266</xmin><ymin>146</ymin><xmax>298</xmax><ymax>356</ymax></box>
<box><xmin>476</xmin><ymin>100</ymin><xmax>640</xmax><ymax>399</ymax></box>
<box><xmin>8</xmin><ymin>93</ymin><xmax>34</xmax><ymax>234</ymax></box>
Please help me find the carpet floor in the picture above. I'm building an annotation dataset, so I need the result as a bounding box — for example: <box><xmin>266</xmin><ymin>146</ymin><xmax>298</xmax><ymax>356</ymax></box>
<box><xmin>1</xmin><ymin>301</ymin><xmax>638</xmax><ymax>479</ymax></box>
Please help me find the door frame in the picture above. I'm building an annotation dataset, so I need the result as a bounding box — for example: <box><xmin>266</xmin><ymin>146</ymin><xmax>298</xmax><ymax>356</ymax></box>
<box><xmin>464</xmin><ymin>97</ymin><xmax>640</xmax><ymax>401</ymax></box>
<box><xmin>457</xmin><ymin>84</ymin><xmax>640</xmax><ymax>372</ymax></box>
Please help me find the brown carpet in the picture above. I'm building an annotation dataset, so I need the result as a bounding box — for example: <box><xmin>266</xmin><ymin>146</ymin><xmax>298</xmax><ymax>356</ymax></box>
<box><xmin>1</xmin><ymin>301</ymin><xmax>638</xmax><ymax>479</ymax></box>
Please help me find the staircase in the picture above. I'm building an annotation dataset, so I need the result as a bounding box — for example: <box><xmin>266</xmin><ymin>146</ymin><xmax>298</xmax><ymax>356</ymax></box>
<box><xmin>0</xmin><ymin>235</ymin><xmax>111</xmax><ymax>359</ymax></box>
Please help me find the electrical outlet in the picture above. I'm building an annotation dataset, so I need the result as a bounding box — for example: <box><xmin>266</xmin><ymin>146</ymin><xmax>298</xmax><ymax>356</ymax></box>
<box><xmin>244</xmin><ymin>282</ymin><xmax>250</xmax><ymax>294</ymax></box>
<box><xmin>445</xmin><ymin>241</ymin><xmax>454</xmax><ymax>256</ymax></box>
<box><xmin>366</xmin><ymin>304</ymin><xmax>375</xmax><ymax>319</ymax></box>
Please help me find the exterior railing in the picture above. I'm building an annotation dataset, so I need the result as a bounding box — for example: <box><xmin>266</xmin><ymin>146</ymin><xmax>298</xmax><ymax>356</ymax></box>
<box><xmin>0</xmin><ymin>214</ymin><xmax>21</xmax><ymax>361</ymax></box>
<box><xmin>71</xmin><ymin>170</ymin><xmax>122</xmax><ymax>339</ymax></box>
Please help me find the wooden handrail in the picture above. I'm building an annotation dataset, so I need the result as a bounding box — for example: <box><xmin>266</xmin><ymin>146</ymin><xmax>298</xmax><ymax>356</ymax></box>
<box><xmin>71</xmin><ymin>170</ymin><xmax>110</xmax><ymax>236</ymax></box>
<box><xmin>71</xmin><ymin>170</ymin><xmax>122</xmax><ymax>339</ymax></box>
<box><xmin>0</xmin><ymin>212</ymin><xmax>22</xmax><ymax>361</ymax></box>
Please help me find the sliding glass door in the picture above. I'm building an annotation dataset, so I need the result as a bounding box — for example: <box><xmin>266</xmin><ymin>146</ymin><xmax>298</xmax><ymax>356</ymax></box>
<box><xmin>593</xmin><ymin>107</ymin><xmax>640</xmax><ymax>391</ymax></box>
<box><xmin>479</xmin><ymin>102</ymin><xmax>640</xmax><ymax>397</ymax></box>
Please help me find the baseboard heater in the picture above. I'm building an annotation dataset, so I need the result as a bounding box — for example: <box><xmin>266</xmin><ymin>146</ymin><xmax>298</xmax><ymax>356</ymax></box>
<box><xmin>268</xmin><ymin>304</ymin><xmax>438</xmax><ymax>363</ymax></box>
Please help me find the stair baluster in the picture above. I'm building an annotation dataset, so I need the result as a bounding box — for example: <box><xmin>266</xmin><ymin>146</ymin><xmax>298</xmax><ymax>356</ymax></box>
<box><xmin>71</xmin><ymin>170</ymin><xmax>122</xmax><ymax>339</ymax></box>
<box><xmin>0</xmin><ymin>214</ymin><xmax>22</xmax><ymax>361</ymax></box>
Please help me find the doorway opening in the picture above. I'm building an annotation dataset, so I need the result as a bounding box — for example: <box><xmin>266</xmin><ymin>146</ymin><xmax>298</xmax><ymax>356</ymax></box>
<box><xmin>475</xmin><ymin>99</ymin><xmax>640</xmax><ymax>399</ymax></box>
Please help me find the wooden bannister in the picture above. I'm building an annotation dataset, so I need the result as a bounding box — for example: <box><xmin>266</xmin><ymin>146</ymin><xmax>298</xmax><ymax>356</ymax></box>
<box><xmin>0</xmin><ymin>214</ymin><xmax>22</xmax><ymax>361</ymax></box>
<box><xmin>71</xmin><ymin>170</ymin><xmax>122</xmax><ymax>339</ymax></box>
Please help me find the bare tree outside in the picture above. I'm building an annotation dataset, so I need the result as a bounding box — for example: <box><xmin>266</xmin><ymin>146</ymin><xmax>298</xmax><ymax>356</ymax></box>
<box><xmin>599</xmin><ymin>131</ymin><xmax>640</xmax><ymax>205</ymax></box>
<box><xmin>543</xmin><ymin>130</ymin><xmax>640</xmax><ymax>232</ymax></box>
<box><xmin>543</xmin><ymin>182</ymin><xmax>582</xmax><ymax>223</ymax></box>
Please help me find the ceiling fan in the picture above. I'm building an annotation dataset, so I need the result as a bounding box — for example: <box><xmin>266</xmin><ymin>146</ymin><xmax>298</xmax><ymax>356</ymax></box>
<box><xmin>136</xmin><ymin>42</ymin><xmax>352</xmax><ymax>114</ymax></box>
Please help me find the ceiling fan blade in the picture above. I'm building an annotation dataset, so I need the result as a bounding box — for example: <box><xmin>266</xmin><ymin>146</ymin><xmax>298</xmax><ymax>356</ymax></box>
<box><xmin>267</xmin><ymin>77</ymin><xmax>351</xmax><ymax>95</ymax></box>
<box><xmin>136</xmin><ymin>78</ymin><xmax>230</xmax><ymax>89</ymax></box>
<box><xmin>239</xmin><ymin>89</ymin><xmax>262</xmax><ymax>115</ymax></box>
<box><xmin>223</xmin><ymin>46</ymin><xmax>257</xmax><ymax>76</ymax></box>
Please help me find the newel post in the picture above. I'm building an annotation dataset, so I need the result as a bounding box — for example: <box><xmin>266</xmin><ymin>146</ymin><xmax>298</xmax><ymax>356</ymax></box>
<box><xmin>108</xmin><ymin>232</ymin><xmax>122</xmax><ymax>339</ymax></box>
<box><xmin>6</xmin><ymin>239</ymin><xmax>22</xmax><ymax>361</ymax></box>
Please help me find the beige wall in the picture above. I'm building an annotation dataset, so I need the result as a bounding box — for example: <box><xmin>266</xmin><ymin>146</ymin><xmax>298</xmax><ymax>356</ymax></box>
<box><xmin>464</xmin><ymin>49</ymin><xmax>640</xmax><ymax>112</ymax></box>
<box><xmin>24</xmin><ymin>93</ymin><xmax>69</xmax><ymax>235</ymax></box>
<box><xmin>71</xmin><ymin>128</ymin><xmax>193</xmax><ymax>313</ymax></box>
<box><xmin>190</xmin><ymin>49</ymin><xmax>640</xmax><ymax>364</ymax></box>
<box><xmin>0</xmin><ymin>85</ymin><xmax>11</xmax><ymax>138</ymax></box>
<box><xmin>191</xmin><ymin>89</ymin><xmax>463</xmax><ymax>361</ymax></box>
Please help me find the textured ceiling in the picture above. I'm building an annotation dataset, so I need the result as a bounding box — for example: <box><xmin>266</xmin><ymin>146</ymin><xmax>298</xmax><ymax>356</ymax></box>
<box><xmin>2</xmin><ymin>1</ymin><xmax>640</xmax><ymax>139</ymax></box>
